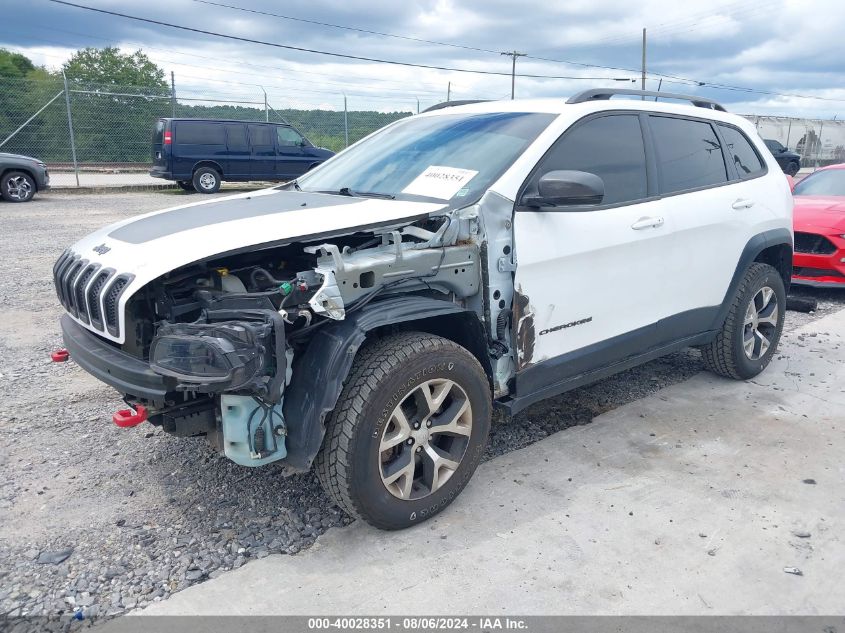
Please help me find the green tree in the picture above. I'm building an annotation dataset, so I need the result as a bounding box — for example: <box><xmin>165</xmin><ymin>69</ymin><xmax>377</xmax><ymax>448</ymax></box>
<box><xmin>61</xmin><ymin>48</ymin><xmax>170</xmax><ymax>161</ymax></box>
<box><xmin>0</xmin><ymin>48</ymin><xmax>36</xmax><ymax>78</ymax></box>
<box><xmin>62</xmin><ymin>47</ymin><xmax>166</xmax><ymax>90</ymax></box>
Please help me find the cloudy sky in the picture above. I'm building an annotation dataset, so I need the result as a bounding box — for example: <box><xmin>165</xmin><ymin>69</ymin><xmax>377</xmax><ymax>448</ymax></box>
<box><xmin>5</xmin><ymin>0</ymin><xmax>845</xmax><ymax>116</ymax></box>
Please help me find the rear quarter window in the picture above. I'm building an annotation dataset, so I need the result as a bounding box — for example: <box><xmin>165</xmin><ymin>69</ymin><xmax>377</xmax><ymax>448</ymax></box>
<box><xmin>718</xmin><ymin>125</ymin><xmax>766</xmax><ymax>179</ymax></box>
<box><xmin>650</xmin><ymin>116</ymin><xmax>728</xmax><ymax>194</ymax></box>
<box><xmin>175</xmin><ymin>121</ymin><xmax>226</xmax><ymax>145</ymax></box>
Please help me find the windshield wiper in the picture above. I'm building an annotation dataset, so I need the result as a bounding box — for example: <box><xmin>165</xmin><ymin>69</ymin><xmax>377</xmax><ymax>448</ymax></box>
<box><xmin>320</xmin><ymin>187</ymin><xmax>395</xmax><ymax>200</ymax></box>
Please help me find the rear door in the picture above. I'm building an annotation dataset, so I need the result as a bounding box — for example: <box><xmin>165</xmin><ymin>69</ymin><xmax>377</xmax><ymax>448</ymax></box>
<box><xmin>512</xmin><ymin>113</ymin><xmax>671</xmax><ymax>374</ymax></box>
<box><xmin>151</xmin><ymin>119</ymin><xmax>169</xmax><ymax>173</ymax></box>
<box><xmin>644</xmin><ymin>115</ymin><xmax>751</xmax><ymax>324</ymax></box>
<box><xmin>248</xmin><ymin>124</ymin><xmax>276</xmax><ymax>179</ymax></box>
<box><xmin>224</xmin><ymin>123</ymin><xmax>250</xmax><ymax>179</ymax></box>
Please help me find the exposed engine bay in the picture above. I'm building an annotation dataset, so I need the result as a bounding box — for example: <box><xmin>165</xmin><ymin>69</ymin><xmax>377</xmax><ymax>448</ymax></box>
<box><xmin>119</xmin><ymin>214</ymin><xmax>481</xmax><ymax>466</ymax></box>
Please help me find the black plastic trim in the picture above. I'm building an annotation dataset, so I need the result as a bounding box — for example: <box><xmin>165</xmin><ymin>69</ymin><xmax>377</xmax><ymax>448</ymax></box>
<box><xmin>61</xmin><ymin>315</ymin><xmax>171</xmax><ymax>403</ymax></box>
<box><xmin>281</xmin><ymin>296</ymin><xmax>480</xmax><ymax>471</ymax></box>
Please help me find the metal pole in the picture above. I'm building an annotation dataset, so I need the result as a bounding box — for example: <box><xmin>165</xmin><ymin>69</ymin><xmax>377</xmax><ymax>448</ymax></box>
<box><xmin>343</xmin><ymin>94</ymin><xmax>349</xmax><ymax>148</ymax></box>
<box><xmin>785</xmin><ymin>119</ymin><xmax>792</xmax><ymax>148</ymax></box>
<box><xmin>816</xmin><ymin>120</ymin><xmax>824</xmax><ymax>169</ymax></box>
<box><xmin>62</xmin><ymin>71</ymin><xmax>80</xmax><ymax>187</ymax></box>
<box><xmin>170</xmin><ymin>71</ymin><xmax>176</xmax><ymax>117</ymax></box>
<box><xmin>0</xmin><ymin>90</ymin><xmax>64</xmax><ymax>149</ymax></box>
<box><xmin>447</xmin><ymin>81</ymin><xmax>451</xmax><ymax>102</ymax></box>
<box><xmin>416</xmin><ymin>97</ymin><xmax>420</xmax><ymax>114</ymax></box>
<box><xmin>653</xmin><ymin>78</ymin><xmax>662</xmax><ymax>101</ymax></box>
<box><xmin>641</xmin><ymin>28</ymin><xmax>647</xmax><ymax>97</ymax></box>
<box><xmin>260</xmin><ymin>86</ymin><xmax>268</xmax><ymax>122</ymax></box>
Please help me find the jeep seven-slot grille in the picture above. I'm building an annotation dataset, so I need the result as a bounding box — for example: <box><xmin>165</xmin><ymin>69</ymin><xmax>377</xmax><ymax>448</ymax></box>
<box><xmin>794</xmin><ymin>232</ymin><xmax>836</xmax><ymax>255</ymax></box>
<box><xmin>53</xmin><ymin>249</ymin><xmax>133</xmax><ymax>339</ymax></box>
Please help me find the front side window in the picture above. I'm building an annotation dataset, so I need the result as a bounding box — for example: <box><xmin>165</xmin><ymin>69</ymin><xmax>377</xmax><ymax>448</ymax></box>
<box><xmin>528</xmin><ymin>114</ymin><xmax>647</xmax><ymax>205</ymax></box>
<box><xmin>277</xmin><ymin>127</ymin><xmax>304</xmax><ymax>147</ymax></box>
<box><xmin>719</xmin><ymin>125</ymin><xmax>765</xmax><ymax>179</ymax></box>
<box><xmin>650</xmin><ymin>116</ymin><xmax>727</xmax><ymax>194</ymax></box>
<box><xmin>297</xmin><ymin>112</ymin><xmax>555</xmax><ymax>206</ymax></box>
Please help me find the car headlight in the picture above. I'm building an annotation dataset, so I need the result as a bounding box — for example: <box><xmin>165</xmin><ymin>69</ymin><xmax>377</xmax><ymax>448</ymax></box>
<box><xmin>150</xmin><ymin>321</ymin><xmax>272</xmax><ymax>392</ymax></box>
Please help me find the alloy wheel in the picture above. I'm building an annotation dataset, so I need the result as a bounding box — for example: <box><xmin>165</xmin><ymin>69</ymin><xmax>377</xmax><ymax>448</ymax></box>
<box><xmin>743</xmin><ymin>286</ymin><xmax>779</xmax><ymax>360</ymax></box>
<box><xmin>5</xmin><ymin>176</ymin><xmax>33</xmax><ymax>201</ymax></box>
<box><xmin>379</xmin><ymin>378</ymin><xmax>473</xmax><ymax>500</ymax></box>
<box><xmin>199</xmin><ymin>172</ymin><xmax>217</xmax><ymax>190</ymax></box>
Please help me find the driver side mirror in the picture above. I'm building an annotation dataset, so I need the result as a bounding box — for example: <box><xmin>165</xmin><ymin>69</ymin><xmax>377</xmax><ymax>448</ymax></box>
<box><xmin>522</xmin><ymin>170</ymin><xmax>605</xmax><ymax>208</ymax></box>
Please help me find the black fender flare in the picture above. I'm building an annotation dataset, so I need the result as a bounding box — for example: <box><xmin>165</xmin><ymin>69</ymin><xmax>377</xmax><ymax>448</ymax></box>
<box><xmin>281</xmin><ymin>296</ymin><xmax>481</xmax><ymax>471</ymax></box>
<box><xmin>711</xmin><ymin>227</ymin><xmax>793</xmax><ymax>330</ymax></box>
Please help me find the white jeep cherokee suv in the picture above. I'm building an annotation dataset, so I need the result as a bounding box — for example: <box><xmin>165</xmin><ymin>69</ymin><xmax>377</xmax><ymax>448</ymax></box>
<box><xmin>54</xmin><ymin>89</ymin><xmax>793</xmax><ymax>529</ymax></box>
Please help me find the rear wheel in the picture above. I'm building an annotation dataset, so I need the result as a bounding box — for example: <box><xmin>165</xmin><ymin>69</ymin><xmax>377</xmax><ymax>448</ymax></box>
<box><xmin>702</xmin><ymin>263</ymin><xmax>785</xmax><ymax>380</ymax></box>
<box><xmin>177</xmin><ymin>180</ymin><xmax>195</xmax><ymax>192</ymax></box>
<box><xmin>316</xmin><ymin>332</ymin><xmax>492</xmax><ymax>530</ymax></box>
<box><xmin>1</xmin><ymin>171</ymin><xmax>36</xmax><ymax>202</ymax></box>
<box><xmin>785</xmin><ymin>161</ymin><xmax>800</xmax><ymax>177</ymax></box>
<box><xmin>192</xmin><ymin>166</ymin><xmax>221</xmax><ymax>194</ymax></box>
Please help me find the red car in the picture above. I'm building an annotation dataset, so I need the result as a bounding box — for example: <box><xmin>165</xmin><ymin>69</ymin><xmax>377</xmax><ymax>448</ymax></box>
<box><xmin>791</xmin><ymin>163</ymin><xmax>845</xmax><ymax>287</ymax></box>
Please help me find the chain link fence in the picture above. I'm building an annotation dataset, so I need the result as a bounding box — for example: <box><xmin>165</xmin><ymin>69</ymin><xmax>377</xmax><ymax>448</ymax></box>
<box><xmin>3</xmin><ymin>75</ymin><xmax>843</xmax><ymax>188</ymax></box>
<box><xmin>0</xmin><ymin>75</ymin><xmax>416</xmax><ymax>187</ymax></box>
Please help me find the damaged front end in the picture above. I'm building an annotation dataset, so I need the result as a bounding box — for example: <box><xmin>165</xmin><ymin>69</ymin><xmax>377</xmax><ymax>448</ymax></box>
<box><xmin>92</xmin><ymin>212</ymin><xmax>482</xmax><ymax>469</ymax></box>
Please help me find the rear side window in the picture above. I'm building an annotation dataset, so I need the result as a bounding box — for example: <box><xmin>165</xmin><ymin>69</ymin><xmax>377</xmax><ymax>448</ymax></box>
<box><xmin>152</xmin><ymin>120</ymin><xmax>165</xmax><ymax>144</ymax></box>
<box><xmin>225</xmin><ymin>124</ymin><xmax>248</xmax><ymax>148</ymax></box>
<box><xmin>533</xmin><ymin>114</ymin><xmax>648</xmax><ymax>205</ymax></box>
<box><xmin>718</xmin><ymin>125</ymin><xmax>765</xmax><ymax>178</ymax></box>
<box><xmin>175</xmin><ymin>121</ymin><xmax>225</xmax><ymax>145</ymax></box>
<box><xmin>249</xmin><ymin>125</ymin><xmax>273</xmax><ymax>147</ymax></box>
<box><xmin>650</xmin><ymin>116</ymin><xmax>727</xmax><ymax>194</ymax></box>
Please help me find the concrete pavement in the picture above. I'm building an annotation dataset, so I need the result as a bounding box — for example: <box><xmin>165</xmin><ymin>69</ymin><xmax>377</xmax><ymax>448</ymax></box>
<box><xmin>142</xmin><ymin>308</ymin><xmax>845</xmax><ymax>616</ymax></box>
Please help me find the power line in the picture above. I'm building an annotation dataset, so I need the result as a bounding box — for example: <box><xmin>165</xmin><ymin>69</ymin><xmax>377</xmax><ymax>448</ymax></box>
<box><xmin>191</xmin><ymin>0</ymin><xmax>502</xmax><ymax>56</ymax></box>
<box><xmin>44</xmin><ymin>0</ymin><xmax>633</xmax><ymax>82</ymax></box>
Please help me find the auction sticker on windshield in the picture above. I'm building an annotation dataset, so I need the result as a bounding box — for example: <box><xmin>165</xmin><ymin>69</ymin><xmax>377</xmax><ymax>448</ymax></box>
<box><xmin>402</xmin><ymin>165</ymin><xmax>478</xmax><ymax>200</ymax></box>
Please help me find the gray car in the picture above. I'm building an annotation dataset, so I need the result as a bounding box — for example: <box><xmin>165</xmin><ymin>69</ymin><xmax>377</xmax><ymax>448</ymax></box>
<box><xmin>0</xmin><ymin>152</ymin><xmax>50</xmax><ymax>202</ymax></box>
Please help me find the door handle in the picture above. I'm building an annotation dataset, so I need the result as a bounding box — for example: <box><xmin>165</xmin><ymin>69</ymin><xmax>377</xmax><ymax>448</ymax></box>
<box><xmin>732</xmin><ymin>198</ymin><xmax>755</xmax><ymax>210</ymax></box>
<box><xmin>631</xmin><ymin>216</ymin><xmax>664</xmax><ymax>230</ymax></box>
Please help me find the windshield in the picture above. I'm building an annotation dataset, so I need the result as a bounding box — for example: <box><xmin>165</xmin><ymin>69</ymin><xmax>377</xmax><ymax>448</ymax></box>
<box><xmin>793</xmin><ymin>169</ymin><xmax>845</xmax><ymax>196</ymax></box>
<box><xmin>296</xmin><ymin>112</ymin><xmax>556</xmax><ymax>206</ymax></box>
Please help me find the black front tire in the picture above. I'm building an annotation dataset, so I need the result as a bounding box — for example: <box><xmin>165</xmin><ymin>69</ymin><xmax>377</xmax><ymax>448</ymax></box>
<box><xmin>192</xmin><ymin>167</ymin><xmax>221</xmax><ymax>194</ymax></box>
<box><xmin>785</xmin><ymin>161</ymin><xmax>800</xmax><ymax>177</ymax></box>
<box><xmin>702</xmin><ymin>263</ymin><xmax>786</xmax><ymax>380</ymax></box>
<box><xmin>177</xmin><ymin>180</ymin><xmax>195</xmax><ymax>192</ymax></box>
<box><xmin>1</xmin><ymin>171</ymin><xmax>36</xmax><ymax>202</ymax></box>
<box><xmin>316</xmin><ymin>332</ymin><xmax>492</xmax><ymax>530</ymax></box>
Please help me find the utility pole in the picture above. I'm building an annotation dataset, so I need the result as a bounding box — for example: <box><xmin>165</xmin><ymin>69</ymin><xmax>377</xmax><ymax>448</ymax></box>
<box><xmin>416</xmin><ymin>97</ymin><xmax>420</xmax><ymax>114</ymax></box>
<box><xmin>447</xmin><ymin>81</ymin><xmax>451</xmax><ymax>102</ymax></box>
<box><xmin>641</xmin><ymin>28</ymin><xmax>647</xmax><ymax>97</ymax></box>
<box><xmin>170</xmin><ymin>71</ymin><xmax>176</xmax><ymax>118</ymax></box>
<box><xmin>501</xmin><ymin>51</ymin><xmax>526</xmax><ymax>100</ymax></box>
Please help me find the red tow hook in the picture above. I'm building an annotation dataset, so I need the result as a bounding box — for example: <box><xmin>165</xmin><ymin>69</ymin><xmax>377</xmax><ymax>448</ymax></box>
<box><xmin>113</xmin><ymin>405</ymin><xmax>148</xmax><ymax>428</ymax></box>
<box><xmin>51</xmin><ymin>348</ymin><xmax>70</xmax><ymax>362</ymax></box>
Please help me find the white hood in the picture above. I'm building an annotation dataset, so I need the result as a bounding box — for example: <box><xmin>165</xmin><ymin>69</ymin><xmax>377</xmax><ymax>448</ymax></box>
<box><xmin>61</xmin><ymin>188</ymin><xmax>447</xmax><ymax>342</ymax></box>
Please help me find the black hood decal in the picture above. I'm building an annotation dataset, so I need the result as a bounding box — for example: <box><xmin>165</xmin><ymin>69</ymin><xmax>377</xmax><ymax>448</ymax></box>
<box><xmin>108</xmin><ymin>191</ymin><xmax>359</xmax><ymax>244</ymax></box>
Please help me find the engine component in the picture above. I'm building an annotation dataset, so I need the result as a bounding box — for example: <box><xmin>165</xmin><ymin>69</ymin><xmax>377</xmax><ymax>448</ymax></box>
<box><xmin>221</xmin><ymin>394</ymin><xmax>287</xmax><ymax>466</ymax></box>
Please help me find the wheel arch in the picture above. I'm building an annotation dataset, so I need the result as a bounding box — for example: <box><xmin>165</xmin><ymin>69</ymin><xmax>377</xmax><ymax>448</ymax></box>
<box><xmin>192</xmin><ymin>161</ymin><xmax>224</xmax><ymax>177</ymax></box>
<box><xmin>281</xmin><ymin>296</ymin><xmax>491</xmax><ymax>472</ymax></box>
<box><xmin>712</xmin><ymin>228</ymin><xmax>792</xmax><ymax>331</ymax></box>
<box><xmin>1</xmin><ymin>167</ymin><xmax>38</xmax><ymax>192</ymax></box>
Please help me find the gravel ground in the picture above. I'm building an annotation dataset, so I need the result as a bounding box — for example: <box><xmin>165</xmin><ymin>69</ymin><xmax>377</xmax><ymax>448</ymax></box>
<box><xmin>1</xmin><ymin>190</ymin><xmax>843</xmax><ymax>625</ymax></box>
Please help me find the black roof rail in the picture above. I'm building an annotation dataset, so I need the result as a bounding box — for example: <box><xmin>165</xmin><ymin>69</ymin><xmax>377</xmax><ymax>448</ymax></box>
<box><xmin>566</xmin><ymin>88</ymin><xmax>727</xmax><ymax>112</ymax></box>
<box><xmin>422</xmin><ymin>99</ymin><xmax>490</xmax><ymax>113</ymax></box>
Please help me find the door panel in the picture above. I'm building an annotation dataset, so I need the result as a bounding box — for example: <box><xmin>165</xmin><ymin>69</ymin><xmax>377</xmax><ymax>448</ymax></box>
<box><xmin>513</xmin><ymin>113</ymin><xmax>668</xmax><ymax>371</ymax></box>
<box><xmin>248</xmin><ymin>124</ymin><xmax>276</xmax><ymax>179</ymax></box>
<box><xmin>275</xmin><ymin>126</ymin><xmax>308</xmax><ymax>179</ymax></box>
<box><xmin>224</xmin><ymin>124</ymin><xmax>250</xmax><ymax>179</ymax></box>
